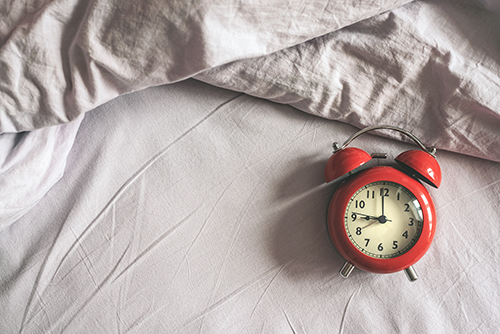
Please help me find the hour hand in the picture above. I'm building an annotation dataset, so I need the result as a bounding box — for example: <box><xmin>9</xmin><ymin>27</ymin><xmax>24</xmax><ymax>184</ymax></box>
<box><xmin>353</xmin><ymin>212</ymin><xmax>379</xmax><ymax>220</ymax></box>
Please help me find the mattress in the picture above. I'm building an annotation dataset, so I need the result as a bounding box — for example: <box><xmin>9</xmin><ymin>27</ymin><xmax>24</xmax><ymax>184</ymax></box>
<box><xmin>1</xmin><ymin>0</ymin><xmax>500</xmax><ymax>333</ymax></box>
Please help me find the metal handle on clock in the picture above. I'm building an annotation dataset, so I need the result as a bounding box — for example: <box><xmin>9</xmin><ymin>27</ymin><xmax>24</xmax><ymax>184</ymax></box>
<box><xmin>332</xmin><ymin>125</ymin><xmax>436</xmax><ymax>157</ymax></box>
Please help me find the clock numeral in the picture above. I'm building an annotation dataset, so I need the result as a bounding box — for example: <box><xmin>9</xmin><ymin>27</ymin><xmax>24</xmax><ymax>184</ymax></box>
<box><xmin>380</xmin><ymin>188</ymin><xmax>389</xmax><ymax>197</ymax></box>
<box><xmin>356</xmin><ymin>227</ymin><xmax>362</xmax><ymax>235</ymax></box>
<box><xmin>402</xmin><ymin>231</ymin><xmax>408</xmax><ymax>239</ymax></box>
<box><xmin>404</xmin><ymin>203</ymin><xmax>410</xmax><ymax>212</ymax></box>
<box><xmin>364</xmin><ymin>239</ymin><xmax>370</xmax><ymax>247</ymax></box>
<box><xmin>367</xmin><ymin>190</ymin><xmax>375</xmax><ymax>199</ymax></box>
<box><xmin>392</xmin><ymin>241</ymin><xmax>398</xmax><ymax>249</ymax></box>
<box><xmin>351</xmin><ymin>213</ymin><xmax>357</xmax><ymax>221</ymax></box>
<box><xmin>377</xmin><ymin>243</ymin><xmax>384</xmax><ymax>251</ymax></box>
<box><xmin>409</xmin><ymin>217</ymin><xmax>414</xmax><ymax>226</ymax></box>
<box><xmin>355</xmin><ymin>200</ymin><xmax>365</xmax><ymax>209</ymax></box>
<box><xmin>397</xmin><ymin>193</ymin><xmax>400</xmax><ymax>201</ymax></box>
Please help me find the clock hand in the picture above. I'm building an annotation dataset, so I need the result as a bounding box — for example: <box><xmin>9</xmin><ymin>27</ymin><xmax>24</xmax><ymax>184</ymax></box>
<box><xmin>359</xmin><ymin>215</ymin><xmax>393</xmax><ymax>229</ymax></box>
<box><xmin>353</xmin><ymin>212</ymin><xmax>379</xmax><ymax>220</ymax></box>
<box><xmin>361</xmin><ymin>220</ymin><xmax>379</xmax><ymax>229</ymax></box>
<box><xmin>377</xmin><ymin>215</ymin><xmax>391</xmax><ymax>224</ymax></box>
<box><xmin>382</xmin><ymin>191</ymin><xmax>385</xmax><ymax>217</ymax></box>
<box><xmin>361</xmin><ymin>218</ymin><xmax>394</xmax><ymax>230</ymax></box>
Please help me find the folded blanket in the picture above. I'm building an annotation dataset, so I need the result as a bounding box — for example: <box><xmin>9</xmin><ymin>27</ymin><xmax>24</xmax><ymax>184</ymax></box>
<box><xmin>0</xmin><ymin>0</ymin><xmax>410</xmax><ymax>133</ymax></box>
<box><xmin>197</xmin><ymin>0</ymin><xmax>500</xmax><ymax>162</ymax></box>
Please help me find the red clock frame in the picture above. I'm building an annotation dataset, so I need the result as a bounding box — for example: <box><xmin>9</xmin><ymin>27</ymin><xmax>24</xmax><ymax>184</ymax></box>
<box><xmin>327</xmin><ymin>166</ymin><xmax>436</xmax><ymax>274</ymax></box>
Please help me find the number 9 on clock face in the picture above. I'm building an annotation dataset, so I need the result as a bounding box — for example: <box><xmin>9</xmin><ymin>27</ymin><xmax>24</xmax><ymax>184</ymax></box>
<box><xmin>345</xmin><ymin>181</ymin><xmax>423</xmax><ymax>259</ymax></box>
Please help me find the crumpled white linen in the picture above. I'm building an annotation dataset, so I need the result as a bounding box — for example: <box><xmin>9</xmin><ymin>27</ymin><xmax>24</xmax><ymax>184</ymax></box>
<box><xmin>1</xmin><ymin>0</ymin><xmax>500</xmax><ymax>330</ymax></box>
<box><xmin>197</xmin><ymin>0</ymin><xmax>500</xmax><ymax>162</ymax></box>
<box><xmin>0</xmin><ymin>0</ymin><xmax>410</xmax><ymax>133</ymax></box>
<box><xmin>0</xmin><ymin>115</ymin><xmax>83</xmax><ymax>230</ymax></box>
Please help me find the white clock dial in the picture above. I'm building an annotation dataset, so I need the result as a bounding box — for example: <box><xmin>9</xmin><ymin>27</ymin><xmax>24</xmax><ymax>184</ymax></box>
<box><xmin>344</xmin><ymin>181</ymin><xmax>423</xmax><ymax>259</ymax></box>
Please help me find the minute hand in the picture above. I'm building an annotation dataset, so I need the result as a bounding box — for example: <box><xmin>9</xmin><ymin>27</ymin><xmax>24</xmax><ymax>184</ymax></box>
<box><xmin>382</xmin><ymin>192</ymin><xmax>385</xmax><ymax>216</ymax></box>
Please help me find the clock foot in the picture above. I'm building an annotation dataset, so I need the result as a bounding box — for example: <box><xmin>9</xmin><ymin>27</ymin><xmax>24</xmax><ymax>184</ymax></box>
<box><xmin>404</xmin><ymin>266</ymin><xmax>419</xmax><ymax>282</ymax></box>
<box><xmin>340</xmin><ymin>261</ymin><xmax>355</xmax><ymax>278</ymax></box>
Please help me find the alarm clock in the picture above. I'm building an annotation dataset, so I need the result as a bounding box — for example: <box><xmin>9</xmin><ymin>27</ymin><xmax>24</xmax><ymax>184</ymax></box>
<box><xmin>325</xmin><ymin>125</ymin><xmax>441</xmax><ymax>282</ymax></box>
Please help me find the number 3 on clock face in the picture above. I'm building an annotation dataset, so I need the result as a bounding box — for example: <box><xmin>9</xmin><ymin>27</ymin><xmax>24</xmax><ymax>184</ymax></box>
<box><xmin>345</xmin><ymin>181</ymin><xmax>423</xmax><ymax>259</ymax></box>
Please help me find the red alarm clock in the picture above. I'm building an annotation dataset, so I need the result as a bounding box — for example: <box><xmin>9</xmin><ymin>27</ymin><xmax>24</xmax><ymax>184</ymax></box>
<box><xmin>325</xmin><ymin>125</ymin><xmax>441</xmax><ymax>282</ymax></box>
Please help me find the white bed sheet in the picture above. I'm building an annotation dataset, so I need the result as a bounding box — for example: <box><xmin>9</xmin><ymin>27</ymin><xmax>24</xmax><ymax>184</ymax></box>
<box><xmin>1</xmin><ymin>79</ymin><xmax>499</xmax><ymax>333</ymax></box>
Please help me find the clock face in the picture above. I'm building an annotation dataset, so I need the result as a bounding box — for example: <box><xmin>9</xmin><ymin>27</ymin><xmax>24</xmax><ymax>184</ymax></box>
<box><xmin>344</xmin><ymin>181</ymin><xmax>423</xmax><ymax>259</ymax></box>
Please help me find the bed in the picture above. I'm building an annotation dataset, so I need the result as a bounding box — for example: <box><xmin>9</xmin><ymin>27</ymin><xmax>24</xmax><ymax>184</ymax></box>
<box><xmin>1</xmin><ymin>0</ymin><xmax>500</xmax><ymax>332</ymax></box>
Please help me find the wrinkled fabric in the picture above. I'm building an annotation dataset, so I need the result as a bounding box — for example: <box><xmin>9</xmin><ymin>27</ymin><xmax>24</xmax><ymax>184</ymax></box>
<box><xmin>0</xmin><ymin>115</ymin><xmax>83</xmax><ymax>230</ymax></box>
<box><xmin>198</xmin><ymin>0</ymin><xmax>500</xmax><ymax>162</ymax></box>
<box><xmin>1</xmin><ymin>79</ymin><xmax>499</xmax><ymax>333</ymax></box>
<box><xmin>0</xmin><ymin>0</ymin><xmax>410</xmax><ymax>133</ymax></box>
<box><xmin>1</xmin><ymin>1</ymin><xmax>500</xmax><ymax>331</ymax></box>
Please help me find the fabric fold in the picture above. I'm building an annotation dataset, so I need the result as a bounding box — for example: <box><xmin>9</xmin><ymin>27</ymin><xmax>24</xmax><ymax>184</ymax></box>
<box><xmin>0</xmin><ymin>0</ymin><xmax>411</xmax><ymax>133</ymax></box>
<box><xmin>197</xmin><ymin>0</ymin><xmax>500</xmax><ymax>162</ymax></box>
<box><xmin>0</xmin><ymin>115</ymin><xmax>83</xmax><ymax>230</ymax></box>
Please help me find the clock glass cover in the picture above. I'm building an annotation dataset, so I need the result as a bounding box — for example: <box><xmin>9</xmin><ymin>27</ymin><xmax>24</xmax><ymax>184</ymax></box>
<box><xmin>344</xmin><ymin>181</ymin><xmax>423</xmax><ymax>259</ymax></box>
